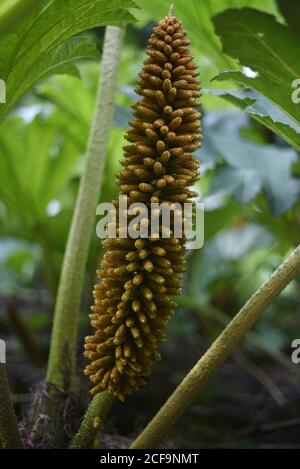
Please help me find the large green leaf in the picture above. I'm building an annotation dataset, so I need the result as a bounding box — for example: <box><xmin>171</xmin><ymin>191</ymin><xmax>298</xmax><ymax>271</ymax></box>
<box><xmin>200</xmin><ymin>110</ymin><xmax>300</xmax><ymax>215</ymax></box>
<box><xmin>0</xmin><ymin>0</ymin><xmax>137</xmax><ymax>122</ymax></box>
<box><xmin>212</xmin><ymin>8</ymin><xmax>300</xmax><ymax>148</ymax></box>
<box><xmin>0</xmin><ymin>0</ymin><xmax>39</xmax><ymax>36</ymax></box>
<box><xmin>208</xmin><ymin>123</ymin><xmax>300</xmax><ymax>215</ymax></box>
<box><xmin>207</xmin><ymin>88</ymin><xmax>300</xmax><ymax>151</ymax></box>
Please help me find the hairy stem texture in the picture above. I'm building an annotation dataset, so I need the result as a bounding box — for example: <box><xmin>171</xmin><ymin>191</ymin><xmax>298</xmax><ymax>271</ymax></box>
<box><xmin>70</xmin><ymin>391</ymin><xmax>113</xmax><ymax>449</ymax></box>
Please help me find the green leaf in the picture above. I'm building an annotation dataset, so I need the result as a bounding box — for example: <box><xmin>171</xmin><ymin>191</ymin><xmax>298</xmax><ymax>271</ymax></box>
<box><xmin>210</xmin><ymin>166</ymin><xmax>261</xmax><ymax>205</ymax></box>
<box><xmin>209</xmin><ymin>223</ymin><xmax>272</xmax><ymax>261</ymax></box>
<box><xmin>207</xmin><ymin>88</ymin><xmax>300</xmax><ymax>151</ymax></box>
<box><xmin>0</xmin><ymin>113</ymin><xmax>81</xmax><ymax>225</ymax></box>
<box><xmin>195</xmin><ymin>110</ymin><xmax>248</xmax><ymax>175</ymax></box>
<box><xmin>212</xmin><ymin>8</ymin><xmax>300</xmax><ymax>148</ymax></box>
<box><xmin>0</xmin><ymin>67</ymin><xmax>127</xmax><ymax>240</ymax></box>
<box><xmin>190</xmin><ymin>223</ymin><xmax>272</xmax><ymax>296</ymax></box>
<box><xmin>38</xmin><ymin>72</ymin><xmax>131</xmax><ymax>137</ymax></box>
<box><xmin>37</xmin><ymin>73</ymin><xmax>96</xmax><ymax>149</ymax></box>
<box><xmin>0</xmin><ymin>0</ymin><xmax>137</xmax><ymax>122</ymax></box>
<box><xmin>0</xmin><ymin>0</ymin><xmax>39</xmax><ymax>36</ymax></box>
<box><xmin>203</xmin><ymin>199</ymin><xmax>250</xmax><ymax>241</ymax></box>
<box><xmin>209</xmin><ymin>127</ymin><xmax>300</xmax><ymax>215</ymax></box>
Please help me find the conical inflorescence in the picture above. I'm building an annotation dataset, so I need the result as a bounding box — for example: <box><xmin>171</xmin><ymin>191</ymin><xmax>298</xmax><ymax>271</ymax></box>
<box><xmin>84</xmin><ymin>13</ymin><xmax>202</xmax><ymax>401</ymax></box>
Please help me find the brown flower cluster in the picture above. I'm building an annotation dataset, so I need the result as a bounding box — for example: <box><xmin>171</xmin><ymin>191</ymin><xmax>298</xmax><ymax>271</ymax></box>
<box><xmin>84</xmin><ymin>13</ymin><xmax>202</xmax><ymax>401</ymax></box>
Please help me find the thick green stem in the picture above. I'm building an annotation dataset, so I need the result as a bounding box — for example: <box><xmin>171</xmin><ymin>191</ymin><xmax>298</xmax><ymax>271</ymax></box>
<box><xmin>47</xmin><ymin>26</ymin><xmax>125</xmax><ymax>388</ymax></box>
<box><xmin>70</xmin><ymin>391</ymin><xmax>113</xmax><ymax>449</ymax></box>
<box><xmin>0</xmin><ymin>0</ymin><xmax>38</xmax><ymax>35</ymax></box>
<box><xmin>131</xmin><ymin>244</ymin><xmax>300</xmax><ymax>448</ymax></box>
<box><xmin>0</xmin><ymin>362</ymin><xmax>22</xmax><ymax>448</ymax></box>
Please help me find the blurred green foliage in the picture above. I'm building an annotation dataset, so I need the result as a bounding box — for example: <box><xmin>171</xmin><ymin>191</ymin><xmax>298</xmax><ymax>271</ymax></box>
<box><xmin>212</xmin><ymin>6</ymin><xmax>300</xmax><ymax>150</ymax></box>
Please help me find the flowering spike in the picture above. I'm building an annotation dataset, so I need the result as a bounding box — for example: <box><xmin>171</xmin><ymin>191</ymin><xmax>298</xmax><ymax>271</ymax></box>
<box><xmin>84</xmin><ymin>14</ymin><xmax>202</xmax><ymax>401</ymax></box>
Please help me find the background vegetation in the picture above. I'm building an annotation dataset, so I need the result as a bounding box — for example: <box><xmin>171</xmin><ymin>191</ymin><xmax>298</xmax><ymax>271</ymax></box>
<box><xmin>1</xmin><ymin>0</ymin><xmax>300</xmax><ymax>448</ymax></box>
